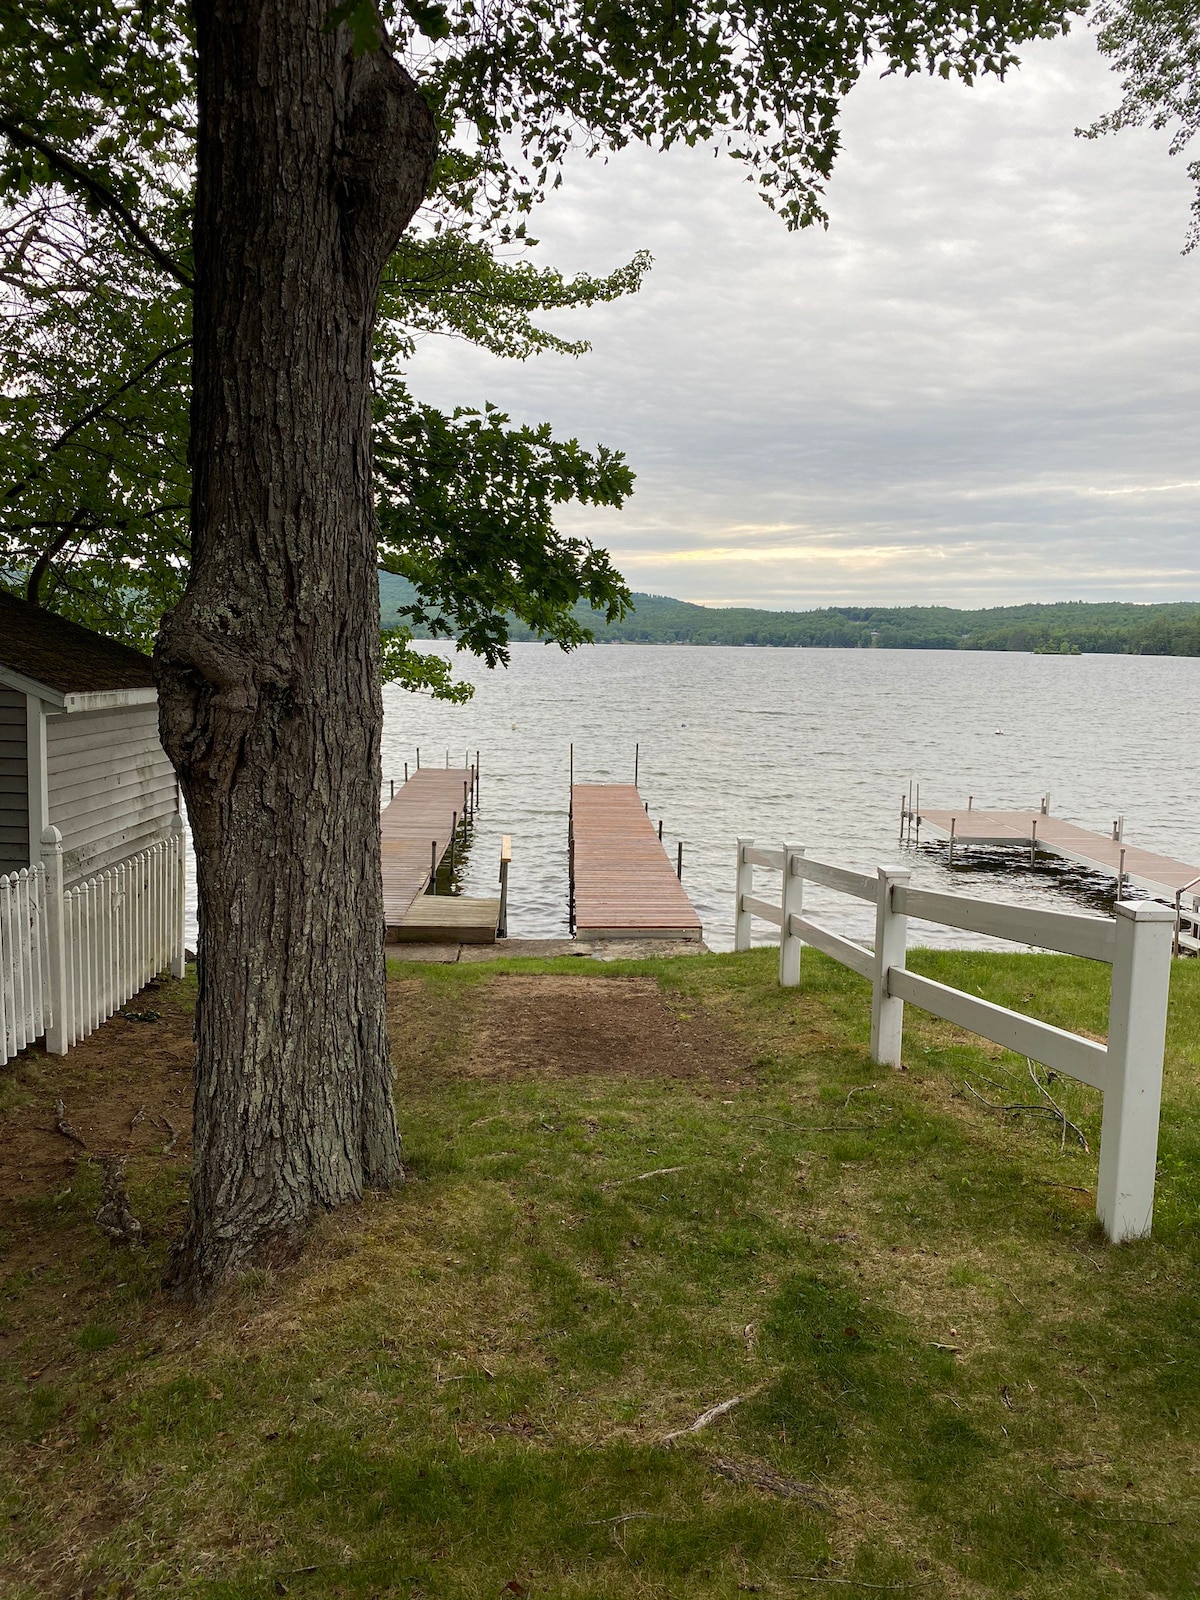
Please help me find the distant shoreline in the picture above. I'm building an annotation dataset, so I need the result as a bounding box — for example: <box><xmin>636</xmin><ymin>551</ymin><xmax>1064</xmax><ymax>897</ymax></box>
<box><xmin>380</xmin><ymin>573</ymin><xmax>1200</xmax><ymax>658</ymax></box>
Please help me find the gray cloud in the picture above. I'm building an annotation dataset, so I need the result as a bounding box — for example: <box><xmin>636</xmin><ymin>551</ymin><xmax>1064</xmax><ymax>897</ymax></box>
<box><xmin>409</xmin><ymin>28</ymin><xmax>1200</xmax><ymax>607</ymax></box>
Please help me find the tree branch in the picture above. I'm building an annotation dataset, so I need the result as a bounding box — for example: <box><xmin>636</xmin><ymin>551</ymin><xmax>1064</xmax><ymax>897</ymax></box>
<box><xmin>0</xmin><ymin>113</ymin><xmax>193</xmax><ymax>289</ymax></box>
<box><xmin>25</xmin><ymin>514</ymin><xmax>85</xmax><ymax>606</ymax></box>
<box><xmin>3</xmin><ymin>338</ymin><xmax>191</xmax><ymax>507</ymax></box>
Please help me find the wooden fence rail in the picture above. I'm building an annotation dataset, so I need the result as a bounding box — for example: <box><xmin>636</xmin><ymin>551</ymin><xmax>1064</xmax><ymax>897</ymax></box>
<box><xmin>734</xmin><ymin>838</ymin><xmax>1175</xmax><ymax>1243</ymax></box>
<box><xmin>0</xmin><ymin>819</ymin><xmax>186</xmax><ymax>1063</ymax></box>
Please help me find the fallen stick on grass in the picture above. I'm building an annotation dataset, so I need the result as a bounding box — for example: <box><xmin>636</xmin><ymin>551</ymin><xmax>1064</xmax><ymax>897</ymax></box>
<box><xmin>601</xmin><ymin>1165</ymin><xmax>688</xmax><ymax>1190</ymax></box>
<box><xmin>661</xmin><ymin>1385</ymin><xmax>770</xmax><ymax>1445</ymax></box>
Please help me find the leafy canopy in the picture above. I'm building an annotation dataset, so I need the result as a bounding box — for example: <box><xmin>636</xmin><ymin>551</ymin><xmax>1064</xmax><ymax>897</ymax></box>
<box><xmin>1082</xmin><ymin>0</ymin><xmax>1200</xmax><ymax>253</ymax></box>
<box><xmin>0</xmin><ymin>2</ymin><xmax>641</xmax><ymax>685</ymax></box>
<box><xmin>1</xmin><ymin>0</ymin><xmax>1083</xmax><ymax>685</ymax></box>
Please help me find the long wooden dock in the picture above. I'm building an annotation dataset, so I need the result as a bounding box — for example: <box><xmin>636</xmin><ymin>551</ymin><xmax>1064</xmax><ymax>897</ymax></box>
<box><xmin>908</xmin><ymin>799</ymin><xmax>1200</xmax><ymax>914</ymax></box>
<box><xmin>570</xmin><ymin>784</ymin><xmax>702</xmax><ymax>941</ymax></box>
<box><xmin>380</xmin><ymin>765</ymin><xmax>480</xmax><ymax>934</ymax></box>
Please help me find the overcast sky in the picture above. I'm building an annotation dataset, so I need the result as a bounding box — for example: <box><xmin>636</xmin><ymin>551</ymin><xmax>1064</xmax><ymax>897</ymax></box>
<box><xmin>408</xmin><ymin>25</ymin><xmax>1200</xmax><ymax>611</ymax></box>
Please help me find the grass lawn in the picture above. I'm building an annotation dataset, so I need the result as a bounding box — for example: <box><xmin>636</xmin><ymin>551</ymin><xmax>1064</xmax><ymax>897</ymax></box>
<box><xmin>2</xmin><ymin>945</ymin><xmax>1200</xmax><ymax>1598</ymax></box>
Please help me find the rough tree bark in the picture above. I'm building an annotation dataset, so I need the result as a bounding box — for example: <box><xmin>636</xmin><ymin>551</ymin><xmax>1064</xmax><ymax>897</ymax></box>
<box><xmin>154</xmin><ymin>0</ymin><xmax>436</xmax><ymax>1300</ymax></box>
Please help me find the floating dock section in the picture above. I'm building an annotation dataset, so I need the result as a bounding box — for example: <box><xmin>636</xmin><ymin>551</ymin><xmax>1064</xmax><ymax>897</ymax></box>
<box><xmin>903</xmin><ymin>795</ymin><xmax>1200</xmax><ymax>953</ymax></box>
<box><xmin>381</xmin><ymin>764</ymin><xmax>499</xmax><ymax>943</ymax></box>
<box><xmin>570</xmin><ymin>784</ymin><xmax>702</xmax><ymax>941</ymax></box>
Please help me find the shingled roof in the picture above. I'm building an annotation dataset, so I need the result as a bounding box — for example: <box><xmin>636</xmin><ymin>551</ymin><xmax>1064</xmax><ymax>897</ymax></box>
<box><xmin>0</xmin><ymin>590</ymin><xmax>157</xmax><ymax>696</ymax></box>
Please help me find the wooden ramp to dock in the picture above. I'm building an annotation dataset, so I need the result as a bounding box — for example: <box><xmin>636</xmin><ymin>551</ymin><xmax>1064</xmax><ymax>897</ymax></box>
<box><xmin>912</xmin><ymin>802</ymin><xmax>1200</xmax><ymax>910</ymax></box>
<box><xmin>380</xmin><ymin>765</ymin><xmax>498</xmax><ymax>940</ymax></box>
<box><xmin>389</xmin><ymin>895</ymin><xmax>502</xmax><ymax>944</ymax></box>
<box><xmin>571</xmin><ymin>784</ymin><xmax>702</xmax><ymax>941</ymax></box>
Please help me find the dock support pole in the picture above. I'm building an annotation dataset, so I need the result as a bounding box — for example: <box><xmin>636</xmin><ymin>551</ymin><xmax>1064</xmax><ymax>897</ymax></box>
<box><xmin>1030</xmin><ymin>817</ymin><xmax>1038</xmax><ymax>868</ymax></box>
<box><xmin>658</xmin><ymin>819</ymin><xmax>663</xmax><ymax>841</ymax></box>
<box><xmin>735</xmin><ymin>838</ymin><xmax>754</xmax><ymax>952</ymax></box>
<box><xmin>416</xmin><ymin>747</ymin><xmax>420</xmax><ymax>769</ymax></box>
<box><xmin>476</xmin><ymin>752</ymin><xmax>480</xmax><ymax>807</ymax></box>
<box><xmin>634</xmin><ymin>742</ymin><xmax>639</xmax><ymax>788</ymax></box>
<box><xmin>498</xmin><ymin>836</ymin><xmax>511</xmax><ymax>939</ymax></box>
<box><xmin>676</xmin><ymin>841</ymin><xmax>683</xmax><ymax>880</ymax></box>
<box><xmin>779</xmin><ymin>843</ymin><xmax>805</xmax><ymax>988</ymax></box>
<box><xmin>449</xmin><ymin>812</ymin><xmax>457</xmax><ymax>878</ymax></box>
<box><xmin>870</xmin><ymin>865</ymin><xmax>910</xmax><ymax>1069</ymax></box>
<box><xmin>1097</xmin><ymin>901</ymin><xmax>1174</xmax><ymax>1241</ymax></box>
<box><xmin>568</xmin><ymin>743</ymin><xmax>575</xmax><ymax>936</ymax></box>
<box><xmin>429</xmin><ymin>839</ymin><xmax>437</xmax><ymax>894</ymax></box>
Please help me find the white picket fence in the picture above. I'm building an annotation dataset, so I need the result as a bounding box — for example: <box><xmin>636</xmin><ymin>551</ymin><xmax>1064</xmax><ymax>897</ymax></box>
<box><xmin>735</xmin><ymin>839</ymin><xmax>1175</xmax><ymax>1243</ymax></box>
<box><xmin>0</xmin><ymin>864</ymin><xmax>47</xmax><ymax>1065</ymax></box>
<box><xmin>0</xmin><ymin>819</ymin><xmax>185</xmax><ymax>1066</ymax></box>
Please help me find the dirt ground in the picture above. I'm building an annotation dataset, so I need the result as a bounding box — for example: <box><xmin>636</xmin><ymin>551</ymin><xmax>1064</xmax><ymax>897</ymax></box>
<box><xmin>1</xmin><ymin>968</ymin><xmax>748</xmax><ymax>1222</ymax></box>
<box><xmin>387</xmin><ymin>971</ymin><xmax>752</xmax><ymax>1086</ymax></box>
<box><xmin>0</xmin><ymin>975</ymin><xmax>195</xmax><ymax>1215</ymax></box>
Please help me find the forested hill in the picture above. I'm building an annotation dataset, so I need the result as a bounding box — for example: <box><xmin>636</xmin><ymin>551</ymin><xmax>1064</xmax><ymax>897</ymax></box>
<box><xmin>378</xmin><ymin>574</ymin><xmax>1200</xmax><ymax>656</ymax></box>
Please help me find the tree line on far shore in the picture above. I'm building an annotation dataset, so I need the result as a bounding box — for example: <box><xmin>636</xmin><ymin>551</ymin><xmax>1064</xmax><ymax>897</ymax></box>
<box><xmin>383</xmin><ymin>574</ymin><xmax>1200</xmax><ymax>656</ymax></box>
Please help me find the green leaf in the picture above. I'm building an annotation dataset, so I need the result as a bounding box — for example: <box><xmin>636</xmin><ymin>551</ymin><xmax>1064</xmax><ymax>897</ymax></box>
<box><xmin>402</xmin><ymin>0</ymin><xmax>452</xmax><ymax>40</ymax></box>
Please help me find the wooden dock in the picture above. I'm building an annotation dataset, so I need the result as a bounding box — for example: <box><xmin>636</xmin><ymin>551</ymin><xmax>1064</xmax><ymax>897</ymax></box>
<box><xmin>570</xmin><ymin>784</ymin><xmax>702</xmax><ymax>941</ymax></box>
<box><xmin>380</xmin><ymin>765</ymin><xmax>495</xmax><ymax>939</ymax></box>
<box><xmin>389</xmin><ymin>894</ymin><xmax>502</xmax><ymax>944</ymax></box>
<box><xmin>906</xmin><ymin>798</ymin><xmax>1200</xmax><ymax>937</ymax></box>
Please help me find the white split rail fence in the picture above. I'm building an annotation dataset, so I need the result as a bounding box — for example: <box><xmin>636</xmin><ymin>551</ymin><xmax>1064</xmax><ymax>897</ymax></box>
<box><xmin>0</xmin><ymin>817</ymin><xmax>186</xmax><ymax>1066</ymax></box>
<box><xmin>735</xmin><ymin>838</ymin><xmax>1175</xmax><ymax>1244</ymax></box>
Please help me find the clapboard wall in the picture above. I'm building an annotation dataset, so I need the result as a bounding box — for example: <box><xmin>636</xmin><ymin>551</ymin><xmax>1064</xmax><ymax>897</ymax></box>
<box><xmin>0</xmin><ymin>688</ymin><xmax>29</xmax><ymax>875</ymax></box>
<box><xmin>46</xmin><ymin>702</ymin><xmax>177</xmax><ymax>886</ymax></box>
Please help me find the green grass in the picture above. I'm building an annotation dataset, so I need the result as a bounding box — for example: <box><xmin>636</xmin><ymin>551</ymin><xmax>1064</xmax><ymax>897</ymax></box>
<box><xmin>2</xmin><ymin>947</ymin><xmax>1200</xmax><ymax>1598</ymax></box>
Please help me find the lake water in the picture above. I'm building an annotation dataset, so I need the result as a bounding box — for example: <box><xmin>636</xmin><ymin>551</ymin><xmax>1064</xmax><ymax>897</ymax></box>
<box><xmin>376</xmin><ymin>643</ymin><xmax>1200</xmax><ymax>952</ymax></box>
<box><xmin>183</xmin><ymin>645</ymin><xmax>1200</xmax><ymax>952</ymax></box>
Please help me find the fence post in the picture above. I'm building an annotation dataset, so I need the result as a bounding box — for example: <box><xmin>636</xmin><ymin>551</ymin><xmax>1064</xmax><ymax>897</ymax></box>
<box><xmin>779</xmin><ymin>843</ymin><xmax>805</xmax><ymax>987</ymax></box>
<box><xmin>40</xmin><ymin>826</ymin><xmax>68</xmax><ymax>1056</ymax></box>
<box><xmin>870</xmin><ymin>864</ymin><xmax>910</xmax><ymax>1068</ymax></box>
<box><xmin>735</xmin><ymin>838</ymin><xmax>754</xmax><ymax>952</ymax></box>
<box><xmin>169</xmin><ymin>815</ymin><xmax>186</xmax><ymax>979</ymax></box>
<box><xmin>1096</xmin><ymin>900</ymin><xmax>1174</xmax><ymax>1242</ymax></box>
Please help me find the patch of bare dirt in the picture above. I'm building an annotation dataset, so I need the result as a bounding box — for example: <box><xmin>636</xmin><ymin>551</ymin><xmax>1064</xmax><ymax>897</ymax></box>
<box><xmin>458</xmin><ymin>973</ymin><xmax>751</xmax><ymax>1081</ymax></box>
<box><xmin>0</xmin><ymin>976</ymin><xmax>195</xmax><ymax>1210</ymax></box>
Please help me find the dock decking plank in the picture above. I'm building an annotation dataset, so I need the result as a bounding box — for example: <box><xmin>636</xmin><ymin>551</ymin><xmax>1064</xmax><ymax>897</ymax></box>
<box><xmin>380</xmin><ymin>767</ymin><xmax>476</xmax><ymax>926</ymax></box>
<box><xmin>915</xmin><ymin>804</ymin><xmax>1200</xmax><ymax>905</ymax></box>
<box><xmin>571</xmin><ymin>784</ymin><xmax>702</xmax><ymax>939</ymax></box>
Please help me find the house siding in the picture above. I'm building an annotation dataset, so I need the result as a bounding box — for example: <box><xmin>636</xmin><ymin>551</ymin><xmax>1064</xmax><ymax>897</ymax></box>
<box><xmin>46</xmin><ymin>702</ymin><xmax>177</xmax><ymax>885</ymax></box>
<box><xmin>0</xmin><ymin>687</ymin><xmax>29</xmax><ymax>875</ymax></box>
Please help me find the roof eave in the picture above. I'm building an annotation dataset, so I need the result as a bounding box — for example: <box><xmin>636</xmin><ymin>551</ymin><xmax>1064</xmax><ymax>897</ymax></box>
<box><xmin>0</xmin><ymin>662</ymin><xmax>65</xmax><ymax>706</ymax></box>
<box><xmin>61</xmin><ymin>686</ymin><xmax>159</xmax><ymax>713</ymax></box>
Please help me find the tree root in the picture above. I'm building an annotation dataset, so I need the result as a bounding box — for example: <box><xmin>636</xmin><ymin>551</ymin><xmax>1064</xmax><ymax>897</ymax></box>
<box><xmin>95</xmin><ymin>1156</ymin><xmax>144</xmax><ymax>1248</ymax></box>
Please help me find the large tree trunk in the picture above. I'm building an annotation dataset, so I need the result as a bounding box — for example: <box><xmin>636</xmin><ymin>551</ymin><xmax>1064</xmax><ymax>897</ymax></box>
<box><xmin>155</xmin><ymin>1</ymin><xmax>436</xmax><ymax>1300</ymax></box>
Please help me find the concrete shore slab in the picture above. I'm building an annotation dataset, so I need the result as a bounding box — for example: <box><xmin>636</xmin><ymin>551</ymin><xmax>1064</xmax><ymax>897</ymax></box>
<box><xmin>387</xmin><ymin>937</ymin><xmax>710</xmax><ymax>965</ymax></box>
